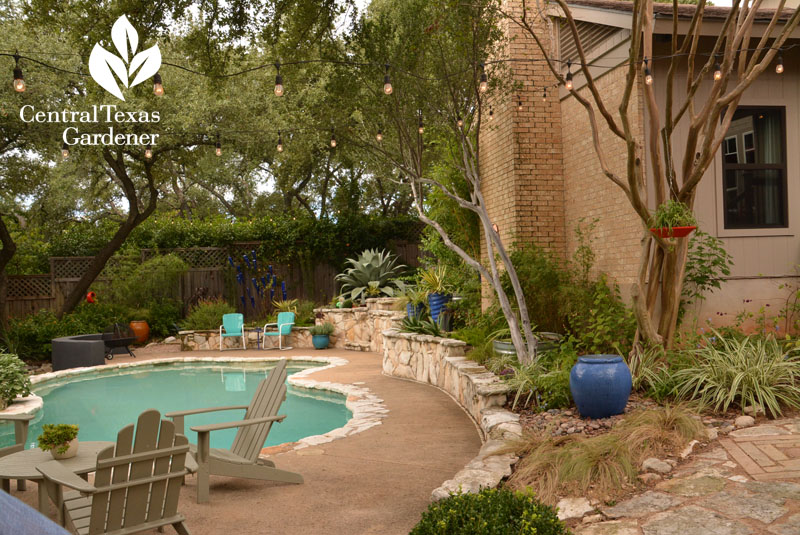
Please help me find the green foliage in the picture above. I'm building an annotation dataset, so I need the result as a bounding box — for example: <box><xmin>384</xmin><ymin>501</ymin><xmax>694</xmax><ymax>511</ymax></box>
<box><xmin>143</xmin><ymin>301</ymin><xmax>183</xmax><ymax>338</ymax></box>
<box><xmin>649</xmin><ymin>200</ymin><xmax>697</xmax><ymax>229</ymax></box>
<box><xmin>673</xmin><ymin>332</ymin><xmax>800</xmax><ymax>417</ymax></box>
<box><xmin>309</xmin><ymin>322</ymin><xmax>334</xmax><ymax>336</ymax></box>
<box><xmin>680</xmin><ymin>230</ymin><xmax>734</xmax><ymax>323</ymax></box>
<box><xmin>182</xmin><ymin>299</ymin><xmax>236</xmax><ymax>330</ymax></box>
<box><xmin>2</xmin><ymin>303</ymin><xmax>131</xmax><ymax>361</ymax></box>
<box><xmin>0</xmin><ymin>351</ymin><xmax>31</xmax><ymax>405</ymax></box>
<box><xmin>401</xmin><ymin>315</ymin><xmax>443</xmax><ymax>337</ymax></box>
<box><xmin>335</xmin><ymin>249</ymin><xmax>406</xmax><ymax>303</ymax></box>
<box><xmin>565</xmin><ymin>277</ymin><xmax>637</xmax><ymax>356</ymax></box>
<box><xmin>105</xmin><ymin>254</ymin><xmax>188</xmax><ymax>309</ymax></box>
<box><xmin>272</xmin><ymin>299</ymin><xmax>299</xmax><ymax>313</ymax></box>
<box><xmin>37</xmin><ymin>424</ymin><xmax>79</xmax><ymax>454</ymax></box>
<box><xmin>417</xmin><ymin>265</ymin><xmax>451</xmax><ymax>295</ymax></box>
<box><xmin>410</xmin><ymin>488</ymin><xmax>568</xmax><ymax>535</ymax></box>
<box><xmin>505</xmin><ymin>342</ymin><xmax>578</xmax><ymax>411</ymax></box>
<box><xmin>294</xmin><ymin>300</ymin><xmax>317</xmax><ymax>327</ymax></box>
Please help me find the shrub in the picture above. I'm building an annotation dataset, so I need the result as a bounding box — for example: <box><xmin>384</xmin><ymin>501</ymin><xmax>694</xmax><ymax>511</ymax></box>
<box><xmin>143</xmin><ymin>300</ymin><xmax>183</xmax><ymax>338</ymax></box>
<box><xmin>295</xmin><ymin>300</ymin><xmax>317</xmax><ymax>326</ymax></box>
<box><xmin>37</xmin><ymin>424</ymin><xmax>79</xmax><ymax>454</ymax></box>
<box><xmin>309</xmin><ymin>322</ymin><xmax>334</xmax><ymax>336</ymax></box>
<box><xmin>103</xmin><ymin>254</ymin><xmax>188</xmax><ymax>309</ymax></box>
<box><xmin>0</xmin><ymin>351</ymin><xmax>31</xmax><ymax>407</ymax></box>
<box><xmin>410</xmin><ymin>488</ymin><xmax>568</xmax><ymax>535</ymax></box>
<box><xmin>673</xmin><ymin>332</ymin><xmax>800</xmax><ymax>417</ymax></box>
<box><xmin>182</xmin><ymin>299</ymin><xmax>236</xmax><ymax>330</ymax></box>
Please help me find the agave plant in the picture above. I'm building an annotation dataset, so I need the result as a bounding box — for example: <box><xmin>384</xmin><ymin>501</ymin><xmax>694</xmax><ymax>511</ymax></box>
<box><xmin>335</xmin><ymin>249</ymin><xmax>406</xmax><ymax>303</ymax></box>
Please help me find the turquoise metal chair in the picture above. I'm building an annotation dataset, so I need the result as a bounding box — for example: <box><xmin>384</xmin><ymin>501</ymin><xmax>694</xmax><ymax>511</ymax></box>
<box><xmin>219</xmin><ymin>313</ymin><xmax>246</xmax><ymax>351</ymax></box>
<box><xmin>263</xmin><ymin>312</ymin><xmax>295</xmax><ymax>350</ymax></box>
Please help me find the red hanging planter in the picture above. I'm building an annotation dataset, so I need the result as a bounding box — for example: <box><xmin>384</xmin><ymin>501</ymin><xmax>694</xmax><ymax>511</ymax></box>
<box><xmin>649</xmin><ymin>226</ymin><xmax>697</xmax><ymax>239</ymax></box>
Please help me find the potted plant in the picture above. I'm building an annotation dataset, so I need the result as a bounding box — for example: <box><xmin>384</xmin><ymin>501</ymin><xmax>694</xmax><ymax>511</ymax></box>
<box><xmin>38</xmin><ymin>424</ymin><xmax>80</xmax><ymax>460</ymax></box>
<box><xmin>649</xmin><ymin>199</ymin><xmax>697</xmax><ymax>238</ymax></box>
<box><xmin>0</xmin><ymin>352</ymin><xmax>32</xmax><ymax>410</ymax></box>
<box><xmin>396</xmin><ymin>286</ymin><xmax>427</xmax><ymax>319</ymax></box>
<box><xmin>309</xmin><ymin>322</ymin><xmax>335</xmax><ymax>350</ymax></box>
<box><xmin>418</xmin><ymin>266</ymin><xmax>452</xmax><ymax>324</ymax></box>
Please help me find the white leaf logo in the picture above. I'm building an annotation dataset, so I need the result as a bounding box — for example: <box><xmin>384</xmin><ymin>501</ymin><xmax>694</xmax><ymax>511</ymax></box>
<box><xmin>88</xmin><ymin>15</ymin><xmax>162</xmax><ymax>101</ymax></box>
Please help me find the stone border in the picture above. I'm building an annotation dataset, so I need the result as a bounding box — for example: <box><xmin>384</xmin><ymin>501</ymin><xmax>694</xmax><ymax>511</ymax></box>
<box><xmin>1</xmin><ymin>356</ymin><xmax>388</xmax><ymax>457</ymax></box>
<box><xmin>380</xmin><ymin>328</ymin><xmax>522</xmax><ymax>500</ymax></box>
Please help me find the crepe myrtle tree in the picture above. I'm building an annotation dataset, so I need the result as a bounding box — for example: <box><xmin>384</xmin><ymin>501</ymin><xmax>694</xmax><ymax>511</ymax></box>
<box><xmin>344</xmin><ymin>0</ymin><xmax>540</xmax><ymax>364</ymax></box>
<box><xmin>502</xmin><ymin>0</ymin><xmax>800</xmax><ymax>348</ymax></box>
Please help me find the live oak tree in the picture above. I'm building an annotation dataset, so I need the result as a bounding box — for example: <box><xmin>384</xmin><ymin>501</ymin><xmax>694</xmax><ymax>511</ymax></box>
<box><xmin>504</xmin><ymin>0</ymin><xmax>800</xmax><ymax>347</ymax></box>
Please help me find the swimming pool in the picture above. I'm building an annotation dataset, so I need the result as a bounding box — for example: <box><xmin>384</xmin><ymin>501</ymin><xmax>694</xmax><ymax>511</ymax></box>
<box><xmin>0</xmin><ymin>361</ymin><xmax>351</xmax><ymax>451</ymax></box>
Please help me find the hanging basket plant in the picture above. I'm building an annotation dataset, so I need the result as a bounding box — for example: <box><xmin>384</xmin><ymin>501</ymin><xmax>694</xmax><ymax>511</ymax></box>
<box><xmin>649</xmin><ymin>200</ymin><xmax>697</xmax><ymax>239</ymax></box>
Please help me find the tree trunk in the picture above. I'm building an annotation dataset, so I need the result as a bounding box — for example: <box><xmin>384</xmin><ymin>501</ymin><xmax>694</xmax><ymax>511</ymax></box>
<box><xmin>59</xmin><ymin>149</ymin><xmax>158</xmax><ymax>317</ymax></box>
<box><xmin>0</xmin><ymin>216</ymin><xmax>16</xmax><ymax>331</ymax></box>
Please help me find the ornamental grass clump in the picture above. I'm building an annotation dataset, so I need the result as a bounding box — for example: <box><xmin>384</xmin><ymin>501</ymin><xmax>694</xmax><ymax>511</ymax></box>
<box><xmin>673</xmin><ymin>332</ymin><xmax>800</xmax><ymax>417</ymax></box>
<box><xmin>505</xmin><ymin>405</ymin><xmax>704</xmax><ymax>504</ymax></box>
<box><xmin>410</xmin><ymin>488</ymin><xmax>568</xmax><ymax>535</ymax></box>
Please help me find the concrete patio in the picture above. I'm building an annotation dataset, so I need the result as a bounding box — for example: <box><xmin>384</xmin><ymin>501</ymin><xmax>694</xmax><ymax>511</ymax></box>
<box><xmin>8</xmin><ymin>346</ymin><xmax>483</xmax><ymax>534</ymax></box>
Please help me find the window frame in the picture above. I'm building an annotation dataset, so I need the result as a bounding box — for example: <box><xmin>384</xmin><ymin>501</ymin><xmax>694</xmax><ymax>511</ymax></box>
<box><xmin>720</xmin><ymin>106</ymin><xmax>788</xmax><ymax>230</ymax></box>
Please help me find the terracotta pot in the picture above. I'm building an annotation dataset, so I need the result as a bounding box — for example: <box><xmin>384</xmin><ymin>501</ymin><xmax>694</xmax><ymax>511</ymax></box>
<box><xmin>51</xmin><ymin>438</ymin><xmax>79</xmax><ymax>460</ymax></box>
<box><xmin>129</xmin><ymin>321</ymin><xmax>150</xmax><ymax>344</ymax></box>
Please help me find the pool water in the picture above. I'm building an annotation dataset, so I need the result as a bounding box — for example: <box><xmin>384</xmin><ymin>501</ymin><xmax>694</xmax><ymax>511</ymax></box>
<box><xmin>0</xmin><ymin>362</ymin><xmax>351</xmax><ymax>451</ymax></box>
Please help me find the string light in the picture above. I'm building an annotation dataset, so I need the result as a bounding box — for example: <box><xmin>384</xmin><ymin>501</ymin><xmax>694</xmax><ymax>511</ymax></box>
<box><xmin>542</xmin><ymin>87</ymin><xmax>547</xmax><ymax>102</ymax></box>
<box><xmin>376</xmin><ymin>128</ymin><xmax>383</xmax><ymax>142</ymax></box>
<box><xmin>277</xmin><ymin>131</ymin><xmax>283</xmax><ymax>152</ymax></box>
<box><xmin>274</xmin><ymin>62</ymin><xmax>284</xmax><ymax>96</ymax></box>
<box><xmin>489</xmin><ymin>107</ymin><xmax>494</xmax><ymax>120</ymax></box>
<box><xmin>418</xmin><ymin>112</ymin><xmax>424</xmax><ymax>134</ymax></box>
<box><xmin>456</xmin><ymin>116</ymin><xmax>463</xmax><ymax>127</ymax></box>
<box><xmin>517</xmin><ymin>96</ymin><xmax>523</xmax><ymax>111</ymax></box>
<box><xmin>12</xmin><ymin>54</ymin><xmax>24</xmax><ymax>92</ymax></box>
<box><xmin>144</xmin><ymin>144</ymin><xmax>153</xmax><ymax>159</ymax></box>
<box><xmin>61</xmin><ymin>142</ymin><xmax>69</xmax><ymax>159</ymax></box>
<box><xmin>776</xmin><ymin>53</ymin><xmax>784</xmax><ymax>74</ymax></box>
<box><xmin>565</xmin><ymin>60</ymin><xmax>573</xmax><ymax>91</ymax></box>
<box><xmin>330</xmin><ymin>129</ymin><xmax>337</xmax><ymax>148</ymax></box>
<box><xmin>153</xmin><ymin>72</ymin><xmax>164</xmax><ymax>95</ymax></box>
<box><xmin>479</xmin><ymin>62</ymin><xmax>488</xmax><ymax>93</ymax></box>
<box><xmin>215</xmin><ymin>135</ymin><xmax>222</xmax><ymax>156</ymax></box>
<box><xmin>644</xmin><ymin>58</ymin><xmax>653</xmax><ymax>85</ymax></box>
<box><xmin>383</xmin><ymin>64</ymin><xmax>392</xmax><ymax>95</ymax></box>
<box><xmin>713</xmin><ymin>59</ymin><xmax>722</xmax><ymax>81</ymax></box>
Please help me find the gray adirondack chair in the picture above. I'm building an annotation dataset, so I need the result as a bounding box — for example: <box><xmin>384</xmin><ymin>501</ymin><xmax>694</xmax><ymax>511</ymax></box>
<box><xmin>37</xmin><ymin>409</ymin><xmax>191</xmax><ymax>535</ymax></box>
<box><xmin>0</xmin><ymin>413</ymin><xmax>34</xmax><ymax>492</ymax></box>
<box><xmin>166</xmin><ymin>358</ymin><xmax>303</xmax><ymax>503</ymax></box>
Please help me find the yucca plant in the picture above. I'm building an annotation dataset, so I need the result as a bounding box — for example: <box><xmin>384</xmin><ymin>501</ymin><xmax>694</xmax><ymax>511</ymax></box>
<box><xmin>335</xmin><ymin>249</ymin><xmax>406</xmax><ymax>303</ymax></box>
<box><xmin>673</xmin><ymin>331</ymin><xmax>800</xmax><ymax>417</ymax></box>
<box><xmin>272</xmin><ymin>298</ymin><xmax>299</xmax><ymax>313</ymax></box>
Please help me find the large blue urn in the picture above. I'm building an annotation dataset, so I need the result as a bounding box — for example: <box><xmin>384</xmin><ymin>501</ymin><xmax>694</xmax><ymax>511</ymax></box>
<box><xmin>427</xmin><ymin>293</ymin><xmax>452</xmax><ymax>323</ymax></box>
<box><xmin>569</xmin><ymin>355</ymin><xmax>632</xmax><ymax>419</ymax></box>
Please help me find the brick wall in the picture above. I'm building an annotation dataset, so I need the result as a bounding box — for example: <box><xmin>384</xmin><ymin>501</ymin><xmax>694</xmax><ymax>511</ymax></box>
<box><xmin>561</xmin><ymin>65</ymin><xmax>644</xmax><ymax>290</ymax></box>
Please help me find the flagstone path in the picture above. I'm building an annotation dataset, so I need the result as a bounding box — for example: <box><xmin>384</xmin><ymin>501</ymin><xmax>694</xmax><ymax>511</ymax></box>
<box><xmin>573</xmin><ymin>420</ymin><xmax>800</xmax><ymax>535</ymax></box>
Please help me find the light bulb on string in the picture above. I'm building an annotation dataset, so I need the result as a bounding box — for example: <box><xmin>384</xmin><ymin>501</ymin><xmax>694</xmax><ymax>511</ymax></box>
<box><xmin>488</xmin><ymin>107</ymin><xmax>494</xmax><ymax>121</ymax></box>
<box><xmin>776</xmin><ymin>54</ymin><xmax>784</xmax><ymax>74</ymax></box>
<box><xmin>12</xmin><ymin>55</ymin><xmax>24</xmax><ymax>92</ymax></box>
<box><xmin>542</xmin><ymin>87</ymin><xmax>547</xmax><ymax>102</ymax></box>
<box><xmin>153</xmin><ymin>72</ymin><xmax>164</xmax><ymax>96</ymax></box>
<box><xmin>376</xmin><ymin>128</ymin><xmax>383</xmax><ymax>142</ymax></box>
<box><xmin>565</xmin><ymin>61</ymin><xmax>573</xmax><ymax>91</ymax></box>
<box><xmin>215</xmin><ymin>135</ymin><xmax>222</xmax><ymax>157</ymax></box>
<box><xmin>517</xmin><ymin>97</ymin><xmax>523</xmax><ymax>111</ymax></box>
<box><xmin>383</xmin><ymin>64</ymin><xmax>392</xmax><ymax>95</ymax></box>
<box><xmin>61</xmin><ymin>142</ymin><xmax>69</xmax><ymax>160</ymax></box>
<box><xmin>456</xmin><ymin>116</ymin><xmax>463</xmax><ymax>128</ymax></box>
<box><xmin>330</xmin><ymin>129</ymin><xmax>337</xmax><ymax>148</ymax></box>
<box><xmin>274</xmin><ymin>62</ymin><xmax>284</xmax><ymax>96</ymax></box>
<box><xmin>277</xmin><ymin>132</ymin><xmax>283</xmax><ymax>153</ymax></box>
<box><xmin>479</xmin><ymin>62</ymin><xmax>488</xmax><ymax>93</ymax></box>
<box><xmin>418</xmin><ymin>113</ymin><xmax>424</xmax><ymax>134</ymax></box>
<box><xmin>644</xmin><ymin>58</ymin><xmax>653</xmax><ymax>86</ymax></box>
<box><xmin>144</xmin><ymin>144</ymin><xmax>153</xmax><ymax>159</ymax></box>
<box><xmin>713</xmin><ymin>60</ymin><xmax>722</xmax><ymax>81</ymax></box>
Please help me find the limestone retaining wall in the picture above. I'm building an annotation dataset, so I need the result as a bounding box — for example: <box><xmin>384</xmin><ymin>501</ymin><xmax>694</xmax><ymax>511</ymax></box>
<box><xmin>180</xmin><ymin>327</ymin><xmax>313</xmax><ymax>351</ymax></box>
<box><xmin>381</xmin><ymin>328</ymin><xmax>522</xmax><ymax>500</ymax></box>
<box><xmin>315</xmin><ymin>298</ymin><xmax>404</xmax><ymax>353</ymax></box>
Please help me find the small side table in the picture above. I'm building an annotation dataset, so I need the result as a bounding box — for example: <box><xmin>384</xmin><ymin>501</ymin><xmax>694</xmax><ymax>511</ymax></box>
<box><xmin>247</xmin><ymin>327</ymin><xmax>263</xmax><ymax>349</ymax></box>
<box><xmin>0</xmin><ymin>441</ymin><xmax>114</xmax><ymax>520</ymax></box>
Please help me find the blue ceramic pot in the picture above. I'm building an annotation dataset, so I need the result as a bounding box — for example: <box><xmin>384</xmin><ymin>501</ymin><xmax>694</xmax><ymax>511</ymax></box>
<box><xmin>312</xmin><ymin>334</ymin><xmax>330</xmax><ymax>350</ymax></box>
<box><xmin>406</xmin><ymin>303</ymin><xmax>425</xmax><ymax>320</ymax></box>
<box><xmin>427</xmin><ymin>293</ymin><xmax>452</xmax><ymax>323</ymax></box>
<box><xmin>569</xmin><ymin>355</ymin><xmax>632</xmax><ymax>419</ymax></box>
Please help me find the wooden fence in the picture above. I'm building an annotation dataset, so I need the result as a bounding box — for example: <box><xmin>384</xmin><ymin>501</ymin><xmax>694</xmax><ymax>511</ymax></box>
<box><xmin>3</xmin><ymin>241</ymin><xmax>420</xmax><ymax>320</ymax></box>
